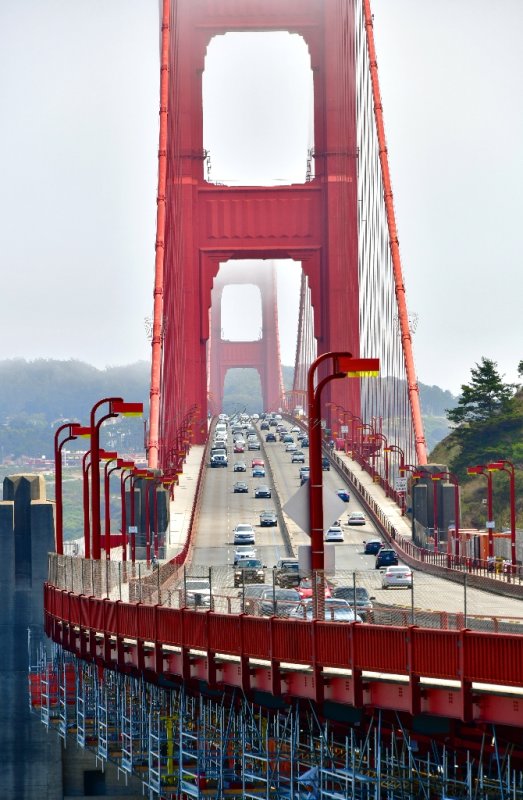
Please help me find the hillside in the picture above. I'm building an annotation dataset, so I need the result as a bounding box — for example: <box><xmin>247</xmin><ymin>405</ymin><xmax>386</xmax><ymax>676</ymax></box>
<box><xmin>0</xmin><ymin>358</ymin><xmax>454</xmax><ymax>459</ymax></box>
<box><xmin>429</xmin><ymin>390</ymin><xmax>523</xmax><ymax>529</ymax></box>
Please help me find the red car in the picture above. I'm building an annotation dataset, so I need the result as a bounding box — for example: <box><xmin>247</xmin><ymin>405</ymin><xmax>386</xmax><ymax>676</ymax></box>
<box><xmin>234</xmin><ymin>443</ymin><xmax>245</xmax><ymax>453</ymax></box>
<box><xmin>297</xmin><ymin>578</ymin><xmax>332</xmax><ymax>599</ymax></box>
<box><xmin>251</xmin><ymin>458</ymin><xmax>265</xmax><ymax>468</ymax></box>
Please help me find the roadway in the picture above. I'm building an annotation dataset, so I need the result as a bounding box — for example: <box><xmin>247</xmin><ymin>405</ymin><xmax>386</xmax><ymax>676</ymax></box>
<box><xmin>187</xmin><ymin>419</ymin><xmax>523</xmax><ymax>627</ymax></box>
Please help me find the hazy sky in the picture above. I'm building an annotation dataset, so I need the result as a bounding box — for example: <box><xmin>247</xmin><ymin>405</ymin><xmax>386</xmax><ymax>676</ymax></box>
<box><xmin>1</xmin><ymin>1</ymin><xmax>521</xmax><ymax>395</ymax></box>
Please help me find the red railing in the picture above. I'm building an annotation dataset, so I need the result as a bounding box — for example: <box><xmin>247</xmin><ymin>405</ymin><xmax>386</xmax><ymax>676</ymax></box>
<box><xmin>44</xmin><ymin>583</ymin><xmax>523</xmax><ymax>690</ymax></box>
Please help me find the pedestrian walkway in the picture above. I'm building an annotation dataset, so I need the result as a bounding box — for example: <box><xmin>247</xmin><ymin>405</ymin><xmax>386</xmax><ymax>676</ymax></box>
<box><xmin>164</xmin><ymin>445</ymin><xmax>205</xmax><ymax>560</ymax></box>
<box><xmin>332</xmin><ymin>447</ymin><xmax>414</xmax><ymax>541</ymax></box>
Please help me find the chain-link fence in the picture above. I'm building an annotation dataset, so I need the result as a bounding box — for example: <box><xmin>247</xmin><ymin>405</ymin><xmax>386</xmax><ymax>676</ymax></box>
<box><xmin>48</xmin><ymin>555</ymin><xmax>523</xmax><ymax>634</ymax></box>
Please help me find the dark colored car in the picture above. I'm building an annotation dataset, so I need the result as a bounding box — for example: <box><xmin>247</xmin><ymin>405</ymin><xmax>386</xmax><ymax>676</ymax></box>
<box><xmin>234</xmin><ymin>559</ymin><xmax>265</xmax><ymax>588</ymax></box>
<box><xmin>259</xmin><ymin>510</ymin><xmax>277</xmax><ymax>527</ymax></box>
<box><xmin>301</xmin><ymin>437</ymin><xmax>309</xmax><ymax>447</ymax></box>
<box><xmin>363</xmin><ymin>539</ymin><xmax>383</xmax><ymax>554</ymax></box>
<box><xmin>242</xmin><ymin>583</ymin><xmax>270</xmax><ymax>614</ymax></box>
<box><xmin>375</xmin><ymin>548</ymin><xmax>399</xmax><ymax>569</ymax></box>
<box><xmin>331</xmin><ymin>586</ymin><xmax>375</xmax><ymax>618</ymax></box>
<box><xmin>260</xmin><ymin>422</ymin><xmax>269</xmax><ymax>430</ymax></box>
<box><xmin>255</xmin><ymin>485</ymin><xmax>272</xmax><ymax>499</ymax></box>
<box><xmin>265</xmin><ymin>433</ymin><xmax>277</xmax><ymax>442</ymax></box>
<box><xmin>273</xmin><ymin>558</ymin><xmax>300</xmax><ymax>588</ymax></box>
<box><xmin>233</xmin><ymin>481</ymin><xmax>249</xmax><ymax>493</ymax></box>
<box><xmin>260</xmin><ymin>588</ymin><xmax>300</xmax><ymax>617</ymax></box>
<box><xmin>337</xmin><ymin>489</ymin><xmax>350</xmax><ymax>502</ymax></box>
<box><xmin>322</xmin><ymin>457</ymin><xmax>330</xmax><ymax>471</ymax></box>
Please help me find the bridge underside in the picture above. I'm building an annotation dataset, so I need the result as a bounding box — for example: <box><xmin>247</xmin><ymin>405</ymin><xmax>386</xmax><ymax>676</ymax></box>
<box><xmin>31</xmin><ymin>644</ymin><xmax>523</xmax><ymax>799</ymax></box>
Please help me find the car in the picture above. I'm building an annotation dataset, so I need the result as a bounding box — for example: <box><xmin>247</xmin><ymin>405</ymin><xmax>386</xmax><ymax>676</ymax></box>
<box><xmin>241</xmin><ymin>584</ymin><xmax>270</xmax><ymax>614</ymax></box>
<box><xmin>381</xmin><ymin>565</ymin><xmax>412</xmax><ymax>589</ymax></box>
<box><xmin>285</xmin><ymin>442</ymin><xmax>297</xmax><ymax>452</ymax></box>
<box><xmin>233</xmin><ymin>524</ymin><xmax>256</xmax><ymax>545</ymax></box>
<box><xmin>289</xmin><ymin>598</ymin><xmax>362</xmax><ymax>623</ymax></box>
<box><xmin>300</xmin><ymin>475</ymin><xmax>310</xmax><ymax>486</ymax></box>
<box><xmin>233</xmin><ymin>442</ymin><xmax>245</xmax><ymax>453</ymax></box>
<box><xmin>233</xmin><ymin>481</ymin><xmax>249</xmax><ymax>493</ymax></box>
<box><xmin>297</xmin><ymin>577</ymin><xmax>332</xmax><ymax>599</ymax></box>
<box><xmin>252</xmin><ymin>466</ymin><xmax>266</xmax><ymax>478</ymax></box>
<box><xmin>233</xmin><ymin>461</ymin><xmax>247</xmax><ymax>472</ymax></box>
<box><xmin>363</xmin><ymin>539</ymin><xmax>383</xmax><ymax>554</ymax></box>
<box><xmin>248</xmin><ymin>441</ymin><xmax>261</xmax><ymax>450</ymax></box>
<box><xmin>259</xmin><ymin>510</ymin><xmax>277</xmax><ymax>527</ymax></box>
<box><xmin>291</xmin><ymin>451</ymin><xmax>305</xmax><ymax>463</ymax></box>
<box><xmin>251</xmin><ymin>458</ymin><xmax>265</xmax><ymax>468</ymax></box>
<box><xmin>290</xmin><ymin>426</ymin><xmax>300</xmax><ymax>433</ymax></box>
<box><xmin>259</xmin><ymin>587</ymin><xmax>300</xmax><ymax>617</ymax></box>
<box><xmin>233</xmin><ymin>545</ymin><xmax>257</xmax><ymax>564</ymax></box>
<box><xmin>301</xmin><ymin>437</ymin><xmax>309</xmax><ymax>447</ymax></box>
<box><xmin>331</xmin><ymin>586</ymin><xmax>375</xmax><ymax>617</ymax></box>
<box><xmin>337</xmin><ymin>489</ymin><xmax>350</xmax><ymax>502</ymax></box>
<box><xmin>299</xmin><ymin>466</ymin><xmax>310</xmax><ymax>477</ymax></box>
<box><xmin>255</xmin><ymin>485</ymin><xmax>271</xmax><ymax>499</ymax></box>
<box><xmin>260</xmin><ymin>421</ymin><xmax>269</xmax><ymax>430</ymax></box>
<box><xmin>210</xmin><ymin>453</ymin><xmax>227</xmax><ymax>468</ymax></box>
<box><xmin>375</xmin><ymin>548</ymin><xmax>399</xmax><ymax>569</ymax></box>
<box><xmin>347</xmin><ymin>511</ymin><xmax>366</xmax><ymax>526</ymax></box>
<box><xmin>322</xmin><ymin>457</ymin><xmax>330</xmax><ymax>471</ymax></box>
<box><xmin>325</xmin><ymin>526</ymin><xmax>344</xmax><ymax>542</ymax></box>
<box><xmin>265</xmin><ymin>432</ymin><xmax>276</xmax><ymax>442</ymax></box>
<box><xmin>184</xmin><ymin>578</ymin><xmax>212</xmax><ymax>608</ymax></box>
<box><xmin>273</xmin><ymin>558</ymin><xmax>300</xmax><ymax>588</ymax></box>
<box><xmin>282</xmin><ymin>434</ymin><xmax>294</xmax><ymax>443</ymax></box>
<box><xmin>234</xmin><ymin>558</ymin><xmax>265</xmax><ymax>587</ymax></box>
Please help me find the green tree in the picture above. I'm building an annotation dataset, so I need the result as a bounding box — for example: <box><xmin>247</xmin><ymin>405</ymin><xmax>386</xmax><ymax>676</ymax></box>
<box><xmin>446</xmin><ymin>357</ymin><xmax>514</xmax><ymax>426</ymax></box>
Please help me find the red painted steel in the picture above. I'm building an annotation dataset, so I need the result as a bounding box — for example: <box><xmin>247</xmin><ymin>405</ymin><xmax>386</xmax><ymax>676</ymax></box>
<box><xmin>158</xmin><ymin>0</ymin><xmax>362</xmax><ymax>460</ymax></box>
<box><xmin>208</xmin><ymin>262</ymin><xmax>284</xmax><ymax>411</ymax></box>
<box><xmin>44</xmin><ymin>583</ymin><xmax>523</xmax><ymax>725</ymax></box>
<box><xmin>148</xmin><ymin>0</ymin><xmax>171</xmax><ymax>469</ymax></box>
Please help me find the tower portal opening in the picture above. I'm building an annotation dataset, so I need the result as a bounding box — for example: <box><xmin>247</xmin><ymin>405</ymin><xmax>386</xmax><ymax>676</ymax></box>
<box><xmin>223</xmin><ymin>368</ymin><xmax>263</xmax><ymax>415</ymax></box>
<box><xmin>203</xmin><ymin>32</ymin><xmax>314</xmax><ymax>186</ymax></box>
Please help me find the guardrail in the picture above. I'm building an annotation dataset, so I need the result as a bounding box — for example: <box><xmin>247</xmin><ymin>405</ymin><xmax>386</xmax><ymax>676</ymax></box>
<box><xmin>328</xmin><ymin>448</ymin><xmax>523</xmax><ymax>598</ymax></box>
<box><xmin>43</xmin><ymin>581</ymin><xmax>523</xmax><ymax>699</ymax></box>
<box><xmin>47</xmin><ymin>555</ymin><xmax>523</xmax><ymax>635</ymax></box>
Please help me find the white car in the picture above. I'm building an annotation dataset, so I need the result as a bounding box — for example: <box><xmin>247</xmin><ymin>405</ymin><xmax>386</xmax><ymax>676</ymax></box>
<box><xmin>290</xmin><ymin>599</ymin><xmax>362</xmax><ymax>623</ymax></box>
<box><xmin>233</xmin><ymin>524</ymin><xmax>256</xmax><ymax>545</ymax></box>
<box><xmin>184</xmin><ymin>579</ymin><xmax>212</xmax><ymax>608</ymax></box>
<box><xmin>234</xmin><ymin>545</ymin><xmax>257</xmax><ymax>564</ymax></box>
<box><xmin>285</xmin><ymin>442</ymin><xmax>297</xmax><ymax>452</ymax></box>
<box><xmin>325</xmin><ymin>526</ymin><xmax>344</xmax><ymax>542</ymax></box>
<box><xmin>347</xmin><ymin>511</ymin><xmax>366</xmax><ymax>526</ymax></box>
<box><xmin>290</xmin><ymin>426</ymin><xmax>300</xmax><ymax>433</ymax></box>
<box><xmin>381</xmin><ymin>566</ymin><xmax>412</xmax><ymax>589</ymax></box>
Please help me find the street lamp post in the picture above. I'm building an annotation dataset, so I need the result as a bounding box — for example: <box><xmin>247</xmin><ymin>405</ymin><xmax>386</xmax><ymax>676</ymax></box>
<box><xmin>54</xmin><ymin>422</ymin><xmax>84</xmax><ymax>554</ymax></box>
<box><xmin>372</xmin><ymin>432</ymin><xmax>389</xmax><ymax>491</ymax></box>
<box><xmin>308</xmin><ymin>352</ymin><xmax>379</xmax><ymax>617</ymax></box>
<box><xmin>82</xmin><ymin>450</ymin><xmax>92</xmax><ymax>559</ymax></box>
<box><xmin>119</xmin><ymin>463</ymin><xmax>135</xmax><ymax>561</ymax></box>
<box><xmin>467</xmin><ymin>464</ymin><xmax>494</xmax><ymax>559</ymax></box>
<box><xmin>101</xmin><ymin>452</ymin><xmax>118</xmax><ymax>560</ymax></box>
<box><xmin>487</xmin><ymin>460</ymin><xmax>517</xmax><ymax>566</ymax></box>
<box><xmin>90</xmin><ymin>398</ymin><xmax>143</xmax><ymax>560</ymax></box>
<box><xmin>384</xmin><ymin>444</ymin><xmax>405</xmax><ymax>511</ymax></box>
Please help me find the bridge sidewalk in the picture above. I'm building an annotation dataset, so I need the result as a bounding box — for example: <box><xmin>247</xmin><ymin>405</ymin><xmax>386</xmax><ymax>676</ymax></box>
<box><xmin>164</xmin><ymin>445</ymin><xmax>205</xmax><ymax>560</ymax></box>
<box><xmin>331</xmin><ymin>447</ymin><xmax>414</xmax><ymax>542</ymax></box>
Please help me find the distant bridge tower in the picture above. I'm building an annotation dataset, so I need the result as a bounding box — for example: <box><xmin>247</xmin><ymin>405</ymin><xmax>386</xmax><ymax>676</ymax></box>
<box><xmin>208</xmin><ymin>261</ymin><xmax>284</xmax><ymax>412</ymax></box>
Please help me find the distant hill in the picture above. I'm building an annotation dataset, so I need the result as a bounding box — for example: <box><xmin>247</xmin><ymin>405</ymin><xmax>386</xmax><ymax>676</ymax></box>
<box><xmin>429</xmin><ymin>390</ymin><xmax>522</xmax><ymax>529</ymax></box>
<box><xmin>0</xmin><ymin>358</ymin><xmax>456</xmax><ymax>459</ymax></box>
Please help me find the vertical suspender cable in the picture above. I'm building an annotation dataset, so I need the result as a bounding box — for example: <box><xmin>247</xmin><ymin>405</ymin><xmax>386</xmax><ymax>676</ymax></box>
<box><xmin>362</xmin><ymin>0</ymin><xmax>427</xmax><ymax>463</ymax></box>
<box><xmin>148</xmin><ymin>0</ymin><xmax>171</xmax><ymax>469</ymax></box>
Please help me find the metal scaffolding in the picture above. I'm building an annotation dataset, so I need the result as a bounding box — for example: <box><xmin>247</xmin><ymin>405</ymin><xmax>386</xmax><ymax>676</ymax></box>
<box><xmin>28</xmin><ymin>640</ymin><xmax>523</xmax><ymax>800</ymax></box>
